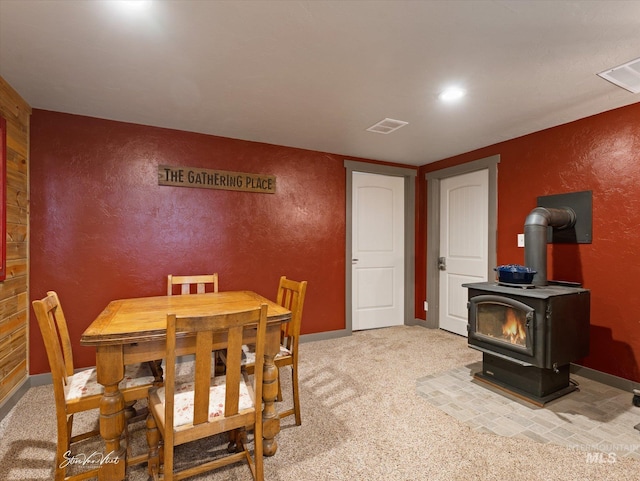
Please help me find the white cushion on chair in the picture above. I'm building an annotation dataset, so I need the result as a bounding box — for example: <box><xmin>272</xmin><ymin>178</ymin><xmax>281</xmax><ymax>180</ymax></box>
<box><xmin>241</xmin><ymin>344</ymin><xmax>291</xmax><ymax>366</ymax></box>
<box><xmin>154</xmin><ymin>375</ymin><xmax>254</xmax><ymax>428</ymax></box>
<box><xmin>65</xmin><ymin>363</ymin><xmax>155</xmax><ymax>401</ymax></box>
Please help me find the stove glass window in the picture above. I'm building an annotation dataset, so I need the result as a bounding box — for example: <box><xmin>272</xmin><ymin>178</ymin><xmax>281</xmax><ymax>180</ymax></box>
<box><xmin>477</xmin><ymin>303</ymin><xmax>528</xmax><ymax>347</ymax></box>
<box><xmin>468</xmin><ymin>294</ymin><xmax>535</xmax><ymax>356</ymax></box>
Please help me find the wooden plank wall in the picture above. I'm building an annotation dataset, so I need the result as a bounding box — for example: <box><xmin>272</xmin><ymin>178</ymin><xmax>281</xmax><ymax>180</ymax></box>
<box><xmin>0</xmin><ymin>76</ymin><xmax>31</xmax><ymax>406</ymax></box>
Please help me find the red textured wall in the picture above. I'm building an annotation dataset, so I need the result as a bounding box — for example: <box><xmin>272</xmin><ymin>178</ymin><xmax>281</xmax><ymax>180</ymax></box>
<box><xmin>30</xmin><ymin>110</ymin><xmax>348</xmax><ymax>374</ymax></box>
<box><xmin>417</xmin><ymin>102</ymin><xmax>640</xmax><ymax>382</ymax></box>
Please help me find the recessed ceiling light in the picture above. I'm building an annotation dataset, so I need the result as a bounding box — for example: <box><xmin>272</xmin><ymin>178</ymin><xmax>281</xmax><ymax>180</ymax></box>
<box><xmin>117</xmin><ymin>0</ymin><xmax>152</xmax><ymax>10</ymax></box>
<box><xmin>439</xmin><ymin>87</ymin><xmax>466</xmax><ymax>102</ymax></box>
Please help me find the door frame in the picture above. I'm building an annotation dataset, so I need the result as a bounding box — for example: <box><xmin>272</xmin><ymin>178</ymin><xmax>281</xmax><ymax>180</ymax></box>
<box><xmin>345</xmin><ymin>160</ymin><xmax>417</xmax><ymax>334</ymax></box>
<box><xmin>425</xmin><ymin>155</ymin><xmax>499</xmax><ymax>329</ymax></box>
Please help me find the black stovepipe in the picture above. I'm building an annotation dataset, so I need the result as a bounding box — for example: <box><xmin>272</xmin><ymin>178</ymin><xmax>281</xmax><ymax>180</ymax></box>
<box><xmin>524</xmin><ymin>206</ymin><xmax>576</xmax><ymax>286</ymax></box>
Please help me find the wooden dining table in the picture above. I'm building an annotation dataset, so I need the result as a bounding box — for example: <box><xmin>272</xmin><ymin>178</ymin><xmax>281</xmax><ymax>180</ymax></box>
<box><xmin>80</xmin><ymin>290</ymin><xmax>291</xmax><ymax>481</ymax></box>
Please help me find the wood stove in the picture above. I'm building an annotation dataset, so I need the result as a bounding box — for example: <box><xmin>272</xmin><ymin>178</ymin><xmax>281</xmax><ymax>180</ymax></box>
<box><xmin>464</xmin><ymin>281</ymin><xmax>590</xmax><ymax>405</ymax></box>
<box><xmin>463</xmin><ymin>196</ymin><xmax>592</xmax><ymax>405</ymax></box>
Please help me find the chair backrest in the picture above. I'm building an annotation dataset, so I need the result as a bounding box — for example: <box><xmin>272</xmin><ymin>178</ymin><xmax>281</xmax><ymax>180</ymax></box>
<box><xmin>163</xmin><ymin>304</ymin><xmax>268</xmax><ymax>443</ymax></box>
<box><xmin>32</xmin><ymin>291</ymin><xmax>76</xmax><ymax>411</ymax></box>
<box><xmin>276</xmin><ymin>276</ymin><xmax>307</xmax><ymax>352</ymax></box>
<box><xmin>167</xmin><ymin>274</ymin><xmax>219</xmax><ymax>296</ymax></box>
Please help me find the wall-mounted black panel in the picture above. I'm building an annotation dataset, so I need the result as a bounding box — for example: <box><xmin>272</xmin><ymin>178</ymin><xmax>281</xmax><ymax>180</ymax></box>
<box><xmin>537</xmin><ymin>190</ymin><xmax>592</xmax><ymax>244</ymax></box>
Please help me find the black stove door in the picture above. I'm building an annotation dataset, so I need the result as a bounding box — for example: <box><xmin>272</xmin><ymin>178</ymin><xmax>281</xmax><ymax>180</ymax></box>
<box><xmin>468</xmin><ymin>295</ymin><xmax>535</xmax><ymax>357</ymax></box>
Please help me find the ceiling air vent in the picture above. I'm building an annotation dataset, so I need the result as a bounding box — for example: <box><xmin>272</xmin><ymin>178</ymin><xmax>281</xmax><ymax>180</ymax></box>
<box><xmin>366</xmin><ymin>118</ymin><xmax>408</xmax><ymax>134</ymax></box>
<box><xmin>597</xmin><ymin>57</ymin><xmax>640</xmax><ymax>94</ymax></box>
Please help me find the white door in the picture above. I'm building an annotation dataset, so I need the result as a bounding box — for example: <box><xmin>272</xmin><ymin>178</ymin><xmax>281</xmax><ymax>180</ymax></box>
<box><xmin>352</xmin><ymin>172</ymin><xmax>404</xmax><ymax>331</ymax></box>
<box><xmin>439</xmin><ymin>169</ymin><xmax>489</xmax><ymax>336</ymax></box>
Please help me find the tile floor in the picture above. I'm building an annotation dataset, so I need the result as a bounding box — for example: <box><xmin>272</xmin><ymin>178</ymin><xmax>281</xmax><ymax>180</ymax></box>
<box><xmin>416</xmin><ymin>361</ymin><xmax>640</xmax><ymax>460</ymax></box>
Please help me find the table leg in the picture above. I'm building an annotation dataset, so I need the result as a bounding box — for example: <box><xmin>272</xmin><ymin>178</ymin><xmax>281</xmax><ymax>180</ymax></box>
<box><xmin>96</xmin><ymin>345</ymin><xmax>127</xmax><ymax>481</ymax></box>
<box><xmin>262</xmin><ymin>325</ymin><xmax>281</xmax><ymax>456</ymax></box>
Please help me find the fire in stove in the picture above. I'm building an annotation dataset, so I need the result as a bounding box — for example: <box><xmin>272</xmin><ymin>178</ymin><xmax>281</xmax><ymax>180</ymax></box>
<box><xmin>502</xmin><ymin>308</ymin><xmax>526</xmax><ymax>346</ymax></box>
<box><xmin>476</xmin><ymin>305</ymin><xmax>527</xmax><ymax>348</ymax></box>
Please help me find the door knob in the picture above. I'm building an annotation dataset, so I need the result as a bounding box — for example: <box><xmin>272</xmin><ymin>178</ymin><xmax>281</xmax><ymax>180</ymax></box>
<box><xmin>438</xmin><ymin>257</ymin><xmax>447</xmax><ymax>271</ymax></box>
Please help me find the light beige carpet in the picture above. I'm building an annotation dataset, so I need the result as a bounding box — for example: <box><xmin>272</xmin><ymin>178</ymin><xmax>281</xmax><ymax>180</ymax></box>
<box><xmin>1</xmin><ymin>325</ymin><xmax>639</xmax><ymax>480</ymax></box>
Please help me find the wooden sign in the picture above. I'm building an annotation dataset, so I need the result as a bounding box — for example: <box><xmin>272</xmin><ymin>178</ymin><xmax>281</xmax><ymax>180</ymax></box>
<box><xmin>158</xmin><ymin>165</ymin><xmax>276</xmax><ymax>194</ymax></box>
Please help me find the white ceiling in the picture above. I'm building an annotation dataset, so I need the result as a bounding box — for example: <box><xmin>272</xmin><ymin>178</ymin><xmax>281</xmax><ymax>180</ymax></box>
<box><xmin>1</xmin><ymin>0</ymin><xmax>639</xmax><ymax>166</ymax></box>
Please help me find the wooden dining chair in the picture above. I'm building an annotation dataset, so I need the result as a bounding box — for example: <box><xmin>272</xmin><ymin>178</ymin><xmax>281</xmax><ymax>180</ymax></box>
<box><xmin>167</xmin><ymin>273</ymin><xmax>223</xmax><ymax>373</ymax></box>
<box><xmin>167</xmin><ymin>273</ymin><xmax>219</xmax><ymax>296</ymax></box>
<box><xmin>239</xmin><ymin>276</ymin><xmax>307</xmax><ymax>425</ymax></box>
<box><xmin>146</xmin><ymin>304</ymin><xmax>268</xmax><ymax>481</ymax></box>
<box><xmin>32</xmin><ymin>291</ymin><xmax>156</xmax><ymax>481</ymax></box>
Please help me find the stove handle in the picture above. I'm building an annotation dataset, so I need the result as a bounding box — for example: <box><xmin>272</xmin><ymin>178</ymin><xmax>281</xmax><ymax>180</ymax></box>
<box><xmin>525</xmin><ymin>311</ymin><xmax>534</xmax><ymax>327</ymax></box>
